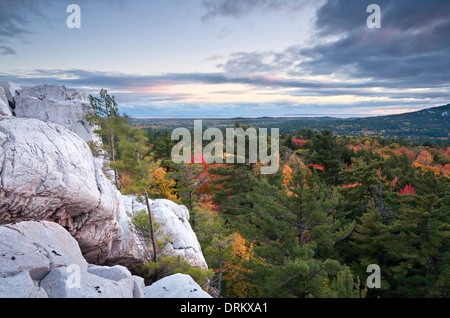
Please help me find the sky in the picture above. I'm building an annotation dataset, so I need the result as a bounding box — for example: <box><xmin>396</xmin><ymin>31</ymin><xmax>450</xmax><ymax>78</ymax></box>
<box><xmin>0</xmin><ymin>0</ymin><xmax>449</xmax><ymax>118</ymax></box>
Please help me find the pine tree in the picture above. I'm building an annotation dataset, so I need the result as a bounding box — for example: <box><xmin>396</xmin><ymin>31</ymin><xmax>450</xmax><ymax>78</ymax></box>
<box><xmin>239</xmin><ymin>155</ymin><xmax>355</xmax><ymax>297</ymax></box>
<box><xmin>308</xmin><ymin>130</ymin><xmax>349</xmax><ymax>185</ymax></box>
<box><xmin>153</xmin><ymin>130</ymin><xmax>176</xmax><ymax>171</ymax></box>
<box><xmin>86</xmin><ymin>88</ymin><xmax>128</xmax><ymax>189</ymax></box>
<box><xmin>389</xmin><ymin>193</ymin><xmax>450</xmax><ymax>297</ymax></box>
<box><xmin>209</xmin><ymin>163</ymin><xmax>256</xmax><ymax>217</ymax></box>
<box><xmin>208</xmin><ymin>123</ymin><xmax>263</xmax><ymax>219</ymax></box>
<box><xmin>168</xmin><ymin>162</ymin><xmax>203</xmax><ymax>230</ymax></box>
<box><xmin>194</xmin><ymin>202</ymin><xmax>235</xmax><ymax>297</ymax></box>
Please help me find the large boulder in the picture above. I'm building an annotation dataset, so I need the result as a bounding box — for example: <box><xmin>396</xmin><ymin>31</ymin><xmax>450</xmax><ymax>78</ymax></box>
<box><xmin>119</xmin><ymin>195</ymin><xmax>208</xmax><ymax>269</ymax></box>
<box><xmin>0</xmin><ymin>271</ymin><xmax>48</xmax><ymax>298</ymax></box>
<box><xmin>144</xmin><ymin>273</ymin><xmax>212</xmax><ymax>298</ymax></box>
<box><xmin>12</xmin><ymin>84</ymin><xmax>97</xmax><ymax>142</ymax></box>
<box><xmin>40</xmin><ymin>266</ymin><xmax>136</xmax><ymax>298</ymax></box>
<box><xmin>0</xmin><ymin>221</ymin><xmax>145</xmax><ymax>298</ymax></box>
<box><xmin>0</xmin><ymin>221</ymin><xmax>88</xmax><ymax>279</ymax></box>
<box><xmin>0</xmin><ymin>117</ymin><xmax>120</xmax><ymax>263</ymax></box>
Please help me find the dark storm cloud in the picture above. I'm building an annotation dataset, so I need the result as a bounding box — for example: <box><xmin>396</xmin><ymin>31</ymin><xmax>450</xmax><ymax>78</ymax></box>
<box><xmin>0</xmin><ymin>0</ymin><xmax>39</xmax><ymax>38</ymax></box>
<box><xmin>217</xmin><ymin>0</ymin><xmax>450</xmax><ymax>84</ymax></box>
<box><xmin>220</xmin><ymin>47</ymin><xmax>302</xmax><ymax>75</ymax></box>
<box><xmin>300</xmin><ymin>0</ymin><xmax>450</xmax><ymax>82</ymax></box>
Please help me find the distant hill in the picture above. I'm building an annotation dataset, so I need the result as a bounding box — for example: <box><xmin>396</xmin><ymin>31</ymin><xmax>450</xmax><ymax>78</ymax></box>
<box><xmin>268</xmin><ymin>104</ymin><xmax>449</xmax><ymax>142</ymax></box>
<box><xmin>130</xmin><ymin>104</ymin><xmax>450</xmax><ymax>143</ymax></box>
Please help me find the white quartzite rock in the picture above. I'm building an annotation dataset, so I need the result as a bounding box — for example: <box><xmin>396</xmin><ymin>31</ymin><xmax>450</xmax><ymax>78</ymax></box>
<box><xmin>0</xmin><ymin>271</ymin><xmax>48</xmax><ymax>298</ymax></box>
<box><xmin>0</xmin><ymin>81</ymin><xmax>20</xmax><ymax>100</ymax></box>
<box><xmin>0</xmin><ymin>81</ymin><xmax>212</xmax><ymax>298</ymax></box>
<box><xmin>13</xmin><ymin>84</ymin><xmax>97</xmax><ymax>142</ymax></box>
<box><xmin>0</xmin><ymin>221</ymin><xmax>145</xmax><ymax>298</ymax></box>
<box><xmin>120</xmin><ymin>195</ymin><xmax>208</xmax><ymax>269</ymax></box>
<box><xmin>0</xmin><ymin>87</ymin><xmax>12</xmax><ymax>117</ymax></box>
<box><xmin>0</xmin><ymin>221</ymin><xmax>88</xmax><ymax>279</ymax></box>
<box><xmin>0</xmin><ymin>117</ymin><xmax>120</xmax><ymax>263</ymax></box>
<box><xmin>144</xmin><ymin>273</ymin><xmax>212</xmax><ymax>298</ymax></box>
<box><xmin>40</xmin><ymin>267</ymin><xmax>135</xmax><ymax>298</ymax></box>
<box><xmin>0</xmin><ymin>81</ymin><xmax>21</xmax><ymax>108</ymax></box>
<box><xmin>103</xmin><ymin>195</ymin><xmax>146</xmax><ymax>267</ymax></box>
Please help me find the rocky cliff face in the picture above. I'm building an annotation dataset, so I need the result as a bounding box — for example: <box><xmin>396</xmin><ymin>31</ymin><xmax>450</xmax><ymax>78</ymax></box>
<box><xmin>0</xmin><ymin>82</ymin><xmax>210</xmax><ymax>298</ymax></box>
<box><xmin>0</xmin><ymin>116</ymin><xmax>120</xmax><ymax>264</ymax></box>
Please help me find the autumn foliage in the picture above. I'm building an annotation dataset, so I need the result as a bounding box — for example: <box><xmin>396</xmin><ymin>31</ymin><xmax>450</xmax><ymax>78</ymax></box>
<box><xmin>398</xmin><ymin>184</ymin><xmax>416</xmax><ymax>195</ymax></box>
<box><xmin>292</xmin><ymin>138</ymin><xmax>307</xmax><ymax>148</ymax></box>
<box><xmin>222</xmin><ymin>233</ymin><xmax>258</xmax><ymax>298</ymax></box>
<box><xmin>147</xmin><ymin>167</ymin><xmax>177</xmax><ymax>201</ymax></box>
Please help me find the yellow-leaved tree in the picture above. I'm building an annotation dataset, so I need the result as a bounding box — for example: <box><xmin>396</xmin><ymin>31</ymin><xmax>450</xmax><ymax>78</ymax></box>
<box><xmin>222</xmin><ymin>233</ymin><xmax>260</xmax><ymax>298</ymax></box>
<box><xmin>147</xmin><ymin>167</ymin><xmax>178</xmax><ymax>201</ymax></box>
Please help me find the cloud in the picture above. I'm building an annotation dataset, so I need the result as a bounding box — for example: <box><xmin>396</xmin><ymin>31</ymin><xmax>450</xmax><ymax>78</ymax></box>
<box><xmin>0</xmin><ymin>69</ymin><xmax>317</xmax><ymax>91</ymax></box>
<box><xmin>0</xmin><ymin>45</ymin><xmax>17</xmax><ymax>56</ymax></box>
<box><xmin>0</xmin><ymin>0</ymin><xmax>37</xmax><ymax>38</ymax></box>
<box><xmin>0</xmin><ymin>0</ymin><xmax>43</xmax><ymax>55</ymax></box>
<box><xmin>0</xmin><ymin>67</ymin><xmax>443</xmax><ymax>118</ymax></box>
<box><xmin>201</xmin><ymin>0</ymin><xmax>313</xmax><ymax>21</ymax></box>
<box><xmin>210</xmin><ymin>0</ymin><xmax>450</xmax><ymax>102</ymax></box>
<box><xmin>2</xmin><ymin>67</ymin><xmax>447</xmax><ymax>107</ymax></box>
<box><xmin>0</xmin><ymin>0</ymin><xmax>127</xmax><ymax>55</ymax></box>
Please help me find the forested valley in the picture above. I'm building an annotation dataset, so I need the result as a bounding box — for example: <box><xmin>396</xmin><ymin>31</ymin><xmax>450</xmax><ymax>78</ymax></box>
<box><xmin>90</xmin><ymin>90</ymin><xmax>450</xmax><ymax>298</ymax></box>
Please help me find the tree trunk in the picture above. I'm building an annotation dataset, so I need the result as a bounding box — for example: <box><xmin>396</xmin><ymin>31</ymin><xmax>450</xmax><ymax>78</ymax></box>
<box><xmin>298</xmin><ymin>217</ymin><xmax>304</xmax><ymax>247</ymax></box>
<box><xmin>109</xmin><ymin>130</ymin><xmax>120</xmax><ymax>190</ymax></box>
<box><xmin>218</xmin><ymin>243</ymin><xmax>223</xmax><ymax>296</ymax></box>
<box><xmin>297</xmin><ymin>194</ymin><xmax>305</xmax><ymax>247</ymax></box>
<box><xmin>144</xmin><ymin>190</ymin><xmax>158</xmax><ymax>263</ymax></box>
